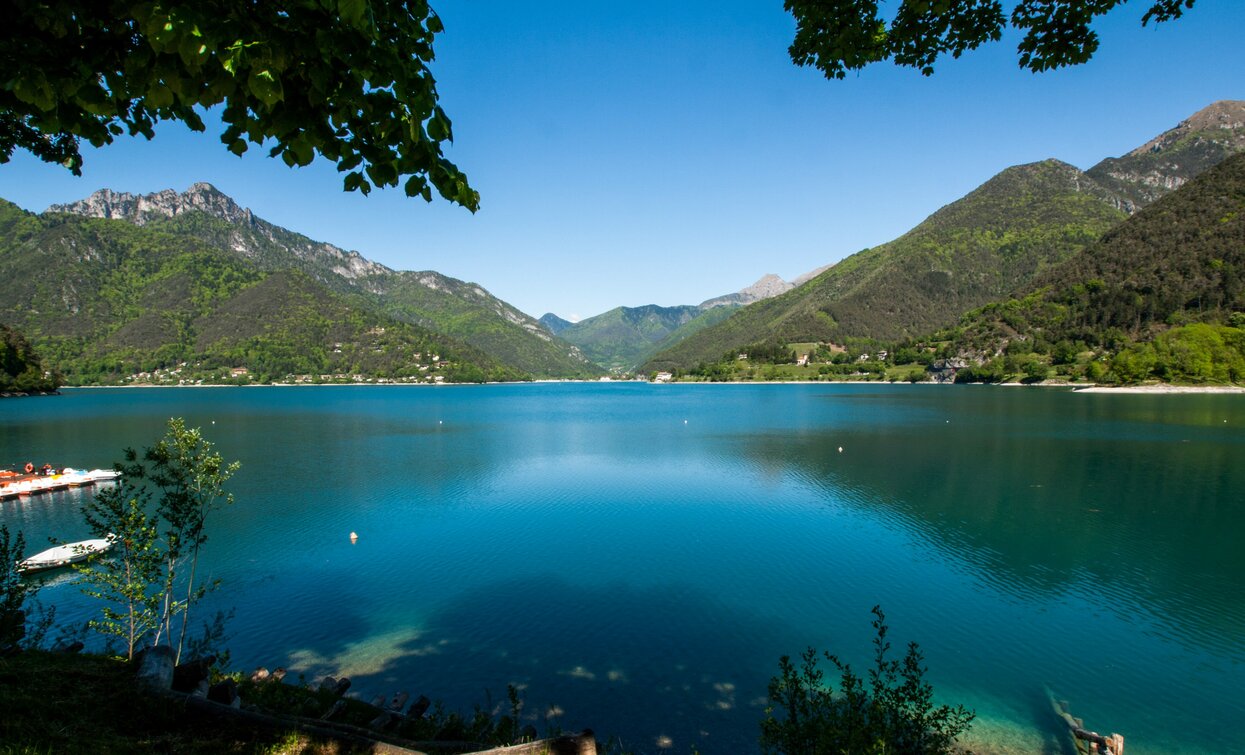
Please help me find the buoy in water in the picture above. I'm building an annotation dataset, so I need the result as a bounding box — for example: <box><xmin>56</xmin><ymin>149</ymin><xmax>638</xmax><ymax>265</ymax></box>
<box><xmin>349</xmin><ymin>531</ymin><xmax>358</xmax><ymax>543</ymax></box>
<box><xmin>838</xmin><ymin>446</ymin><xmax>843</xmax><ymax>453</ymax></box>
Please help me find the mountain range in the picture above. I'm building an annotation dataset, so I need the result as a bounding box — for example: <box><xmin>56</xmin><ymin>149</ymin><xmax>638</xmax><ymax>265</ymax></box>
<box><xmin>0</xmin><ymin>197</ymin><xmax>530</xmax><ymax>384</ymax></box>
<box><xmin>542</xmin><ymin>273</ymin><xmax>814</xmax><ymax>371</ymax></box>
<box><xmin>44</xmin><ymin>184</ymin><xmax>599</xmax><ymax>379</ymax></box>
<box><xmin>642</xmin><ymin>100</ymin><xmax>1245</xmax><ymax>372</ymax></box>
<box><xmin>2</xmin><ymin>100</ymin><xmax>1242</xmax><ymax>385</ymax></box>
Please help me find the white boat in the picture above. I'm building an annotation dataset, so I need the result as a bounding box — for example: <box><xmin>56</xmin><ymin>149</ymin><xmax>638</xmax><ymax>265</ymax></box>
<box><xmin>17</xmin><ymin>538</ymin><xmax>113</xmax><ymax>573</ymax></box>
<box><xmin>86</xmin><ymin>469</ymin><xmax>122</xmax><ymax>482</ymax></box>
<box><xmin>57</xmin><ymin>468</ymin><xmax>95</xmax><ymax>487</ymax></box>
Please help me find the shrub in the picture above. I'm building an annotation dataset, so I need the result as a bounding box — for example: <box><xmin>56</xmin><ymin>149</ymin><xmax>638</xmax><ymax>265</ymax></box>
<box><xmin>760</xmin><ymin>606</ymin><xmax>973</xmax><ymax>755</ymax></box>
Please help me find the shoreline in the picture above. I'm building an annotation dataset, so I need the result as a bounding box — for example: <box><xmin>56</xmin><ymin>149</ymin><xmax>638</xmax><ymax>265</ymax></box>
<box><xmin>1069</xmin><ymin>384</ymin><xmax>1245</xmax><ymax>394</ymax></box>
<box><xmin>57</xmin><ymin>380</ymin><xmax>1245</xmax><ymax>393</ymax></box>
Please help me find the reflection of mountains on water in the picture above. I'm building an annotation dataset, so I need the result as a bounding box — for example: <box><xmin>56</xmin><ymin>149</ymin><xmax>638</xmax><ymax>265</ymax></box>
<box><xmin>728</xmin><ymin>389</ymin><xmax>1245</xmax><ymax>655</ymax></box>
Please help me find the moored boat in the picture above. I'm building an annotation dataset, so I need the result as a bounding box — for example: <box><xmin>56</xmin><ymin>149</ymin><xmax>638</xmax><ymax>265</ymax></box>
<box><xmin>86</xmin><ymin>469</ymin><xmax>121</xmax><ymax>483</ymax></box>
<box><xmin>0</xmin><ymin>465</ymin><xmax>121</xmax><ymax>500</ymax></box>
<box><xmin>17</xmin><ymin>538</ymin><xmax>113</xmax><ymax>574</ymax></box>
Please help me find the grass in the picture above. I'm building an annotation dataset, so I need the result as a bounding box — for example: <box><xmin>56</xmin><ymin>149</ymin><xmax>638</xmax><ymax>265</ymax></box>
<box><xmin>0</xmin><ymin>650</ymin><xmax>414</xmax><ymax>754</ymax></box>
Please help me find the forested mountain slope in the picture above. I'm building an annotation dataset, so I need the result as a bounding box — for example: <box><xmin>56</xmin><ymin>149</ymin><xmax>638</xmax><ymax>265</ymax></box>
<box><xmin>0</xmin><ymin>200</ymin><xmax>523</xmax><ymax>384</ymax></box>
<box><xmin>0</xmin><ymin>323</ymin><xmax>61</xmax><ymax>394</ymax></box>
<box><xmin>946</xmin><ymin>151</ymin><xmax>1245</xmax><ymax>382</ymax></box>
<box><xmin>49</xmin><ymin>184</ymin><xmax>599</xmax><ymax>378</ymax></box>
<box><xmin>644</xmin><ymin>160</ymin><xmax>1127</xmax><ymax>370</ymax></box>
<box><xmin>554</xmin><ymin>303</ymin><xmax>739</xmax><ymax>372</ymax></box>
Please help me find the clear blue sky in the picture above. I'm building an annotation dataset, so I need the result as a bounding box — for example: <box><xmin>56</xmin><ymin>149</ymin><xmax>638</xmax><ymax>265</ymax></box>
<box><xmin>2</xmin><ymin>2</ymin><xmax>1243</xmax><ymax>322</ymax></box>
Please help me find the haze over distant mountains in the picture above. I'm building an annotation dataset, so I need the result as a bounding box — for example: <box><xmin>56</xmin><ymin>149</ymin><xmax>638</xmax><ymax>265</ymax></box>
<box><xmin>541</xmin><ymin>272</ymin><xmax>830</xmax><ymax>371</ymax></box>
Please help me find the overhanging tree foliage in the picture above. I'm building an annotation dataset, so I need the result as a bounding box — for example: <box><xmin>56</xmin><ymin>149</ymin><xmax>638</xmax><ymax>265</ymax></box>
<box><xmin>785</xmin><ymin>0</ymin><xmax>1197</xmax><ymax>78</ymax></box>
<box><xmin>2</xmin><ymin>1</ymin><xmax>478</xmax><ymax>209</ymax></box>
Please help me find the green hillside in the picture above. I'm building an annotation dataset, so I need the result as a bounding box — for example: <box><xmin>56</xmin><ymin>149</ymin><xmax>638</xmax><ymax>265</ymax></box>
<box><xmin>556</xmin><ymin>303</ymin><xmax>738</xmax><ymax>372</ymax></box>
<box><xmin>1</xmin><ymin>323</ymin><xmax>61</xmax><ymax>394</ymax></box>
<box><xmin>0</xmin><ymin>201</ymin><xmax>523</xmax><ymax>384</ymax></box>
<box><xmin>539</xmin><ymin>312</ymin><xmax>574</xmax><ymax>335</ymax></box>
<box><xmin>945</xmin><ymin>152</ymin><xmax>1245</xmax><ymax>384</ymax></box>
<box><xmin>51</xmin><ymin>184</ymin><xmax>600</xmax><ymax>379</ymax></box>
<box><xmin>644</xmin><ymin>159</ymin><xmax>1127</xmax><ymax>371</ymax></box>
<box><xmin>373</xmin><ymin>272</ymin><xmax>600</xmax><ymax>378</ymax></box>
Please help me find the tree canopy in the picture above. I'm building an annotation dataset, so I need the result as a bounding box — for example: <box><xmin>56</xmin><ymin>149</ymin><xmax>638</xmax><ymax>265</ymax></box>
<box><xmin>2</xmin><ymin>1</ymin><xmax>478</xmax><ymax>209</ymax></box>
<box><xmin>785</xmin><ymin>0</ymin><xmax>1196</xmax><ymax>78</ymax></box>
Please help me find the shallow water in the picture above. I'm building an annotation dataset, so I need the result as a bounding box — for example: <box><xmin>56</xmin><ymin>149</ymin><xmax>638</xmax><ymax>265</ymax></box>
<box><xmin>3</xmin><ymin>384</ymin><xmax>1243</xmax><ymax>754</ymax></box>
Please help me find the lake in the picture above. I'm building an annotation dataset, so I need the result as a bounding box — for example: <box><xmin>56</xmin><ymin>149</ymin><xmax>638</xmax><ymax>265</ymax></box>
<box><xmin>2</xmin><ymin>384</ymin><xmax>1243</xmax><ymax>754</ymax></box>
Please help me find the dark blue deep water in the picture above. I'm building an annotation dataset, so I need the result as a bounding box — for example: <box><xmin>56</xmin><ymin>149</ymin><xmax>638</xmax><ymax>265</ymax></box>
<box><xmin>3</xmin><ymin>384</ymin><xmax>1243</xmax><ymax>753</ymax></box>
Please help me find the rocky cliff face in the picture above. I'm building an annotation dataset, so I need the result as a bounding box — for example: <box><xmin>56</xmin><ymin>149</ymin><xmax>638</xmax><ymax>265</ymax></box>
<box><xmin>1086</xmin><ymin>100</ymin><xmax>1245</xmax><ymax>213</ymax></box>
<box><xmin>50</xmin><ymin>182</ymin><xmax>255</xmax><ymax>226</ymax></box>
<box><xmin>50</xmin><ymin>183</ymin><xmax>391</xmax><ymax>282</ymax></box>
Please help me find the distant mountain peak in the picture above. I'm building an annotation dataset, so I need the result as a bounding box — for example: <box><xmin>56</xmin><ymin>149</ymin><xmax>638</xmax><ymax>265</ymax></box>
<box><xmin>539</xmin><ymin>313</ymin><xmax>574</xmax><ymax>335</ymax></box>
<box><xmin>1087</xmin><ymin>100</ymin><xmax>1245</xmax><ymax>213</ymax></box>
<box><xmin>700</xmin><ymin>273</ymin><xmax>794</xmax><ymax>309</ymax></box>
<box><xmin>740</xmin><ymin>273</ymin><xmax>793</xmax><ymax>299</ymax></box>
<box><xmin>49</xmin><ymin>183</ymin><xmax>254</xmax><ymax>227</ymax></box>
<box><xmin>1127</xmin><ymin>100</ymin><xmax>1245</xmax><ymax>158</ymax></box>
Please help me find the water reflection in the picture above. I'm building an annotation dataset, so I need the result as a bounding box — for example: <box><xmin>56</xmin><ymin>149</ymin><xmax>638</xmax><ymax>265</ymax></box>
<box><xmin>727</xmin><ymin>392</ymin><xmax>1245</xmax><ymax>655</ymax></box>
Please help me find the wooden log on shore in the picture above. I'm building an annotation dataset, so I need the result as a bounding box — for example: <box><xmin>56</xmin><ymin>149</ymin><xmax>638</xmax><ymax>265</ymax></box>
<box><xmin>408</xmin><ymin>695</ymin><xmax>431</xmax><ymax>719</ymax></box>
<box><xmin>369</xmin><ymin>710</ymin><xmax>396</xmax><ymax>731</ymax></box>
<box><xmin>320</xmin><ymin>699</ymin><xmax>347</xmax><ymax>721</ymax></box>
<box><xmin>135</xmin><ymin>646</ymin><xmax>174</xmax><ymax>691</ymax></box>
<box><xmin>173</xmin><ymin>656</ymin><xmax>216</xmax><ymax>693</ymax></box>
<box><xmin>470</xmin><ymin>730</ymin><xmax>597</xmax><ymax>755</ymax></box>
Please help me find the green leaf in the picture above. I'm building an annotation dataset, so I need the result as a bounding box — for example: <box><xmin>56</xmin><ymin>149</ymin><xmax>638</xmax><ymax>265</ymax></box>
<box><xmin>339</xmin><ymin>0</ymin><xmax>368</xmax><ymax>29</ymax></box>
<box><xmin>427</xmin><ymin>109</ymin><xmax>451</xmax><ymax>142</ymax></box>
<box><xmin>146</xmin><ymin>84</ymin><xmax>174</xmax><ymax>109</ymax></box>
<box><xmin>247</xmin><ymin>70</ymin><xmax>284</xmax><ymax>106</ymax></box>
<box><xmin>403</xmin><ymin>175</ymin><xmax>427</xmax><ymax>197</ymax></box>
<box><xmin>288</xmin><ymin>136</ymin><xmax>314</xmax><ymax>167</ymax></box>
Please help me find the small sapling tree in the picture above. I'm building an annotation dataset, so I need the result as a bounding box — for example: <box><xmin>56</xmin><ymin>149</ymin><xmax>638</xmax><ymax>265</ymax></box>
<box><xmin>142</xmin><ymin>418</ymin><xmax>239</xmax><ymax>662</ymax></box>
<box><xmin>76</xmin><ymin>471</ymin><xmax>163</xmax><ymax>660</ymax></box>
<box><xmin>77</xmin><ymin>418</ymin><xmax>239</xmax><ymax>662</ymax></box>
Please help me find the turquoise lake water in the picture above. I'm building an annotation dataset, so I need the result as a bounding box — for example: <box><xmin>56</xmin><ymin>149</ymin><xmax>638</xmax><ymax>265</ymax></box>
<box><xmin>2</xmin><ymin>384</ymin><xmax>1243</xmax><ymax>753</ymax></box>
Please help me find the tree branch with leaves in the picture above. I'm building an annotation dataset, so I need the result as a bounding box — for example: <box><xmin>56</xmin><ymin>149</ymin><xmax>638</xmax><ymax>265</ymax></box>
<box><xmin>2</xmin><ymin>0</ymin><xmax>478</xmax><ymax>208</ymax></box>
<box><xmin>785</xmin><ymin>0</ymin><xmax>1197</xmax><ymax>78</ymax></box>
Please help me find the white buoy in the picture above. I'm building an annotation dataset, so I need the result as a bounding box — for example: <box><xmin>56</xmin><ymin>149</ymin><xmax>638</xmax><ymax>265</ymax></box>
<box><xmin>349</xmin><ymin>531</ymin><xmax>358</xmax><ymax>543</ymax></box>
<box><xmin>684</xmin><ymin>419</ymin><xmax>688</xmax><ymax>424</ymax></box>
<box><xmin>838</xmin><ymin>446</ymin><xmax>843</xmax><ymax>453</ymax></box>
